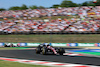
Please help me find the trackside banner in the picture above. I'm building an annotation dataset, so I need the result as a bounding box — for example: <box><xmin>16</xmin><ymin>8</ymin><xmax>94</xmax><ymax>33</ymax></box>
<box><xmin>27</xmin><ymin>43</ymin><xmax>41</xmax><ymax>46</ymax></box>
<box><xmin>18</xmin><ymin>43</ymin><xmax>27</xmax><ymax>46</ymax></box>
<box><xmin>78</xmin><ymin>43</ymin><xmax>95</xmax><ymax>47</ymax></box>
<box><xmin>51</xmin><ymin>43</ymin><xmax>67</xmax><ymax>47</ymax></box>
<box><xmin>66</xmin><ymin>43</ymin><xmax>78</xmax><ymax>47</ymax></box>
<box><xmin>0</xmin><ymin>43</ymin><xmax>4</xmax><ymax>46</ymax></box>
<box><xmin>2</xmin><ymin>43</ymin><xmax>100</xmax><ymax>47</ymax></box>
<box><xmin>94</xmin><ymin>43</ymin><xmax>100</xmax><ymax>47</ymax></box>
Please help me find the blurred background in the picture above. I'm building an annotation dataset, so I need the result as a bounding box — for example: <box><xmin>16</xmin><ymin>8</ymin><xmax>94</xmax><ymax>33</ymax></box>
<box><xmin>0</xmin><ymin>0</ymin><xmax>100</xmax><ymax>43</ymax></box>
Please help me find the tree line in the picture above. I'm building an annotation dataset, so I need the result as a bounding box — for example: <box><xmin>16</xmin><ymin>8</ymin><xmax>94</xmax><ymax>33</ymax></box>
<box><xmin>0</xmin><ymin>0</ymin><xmax>100</xmax><ymax>11</ymax></box>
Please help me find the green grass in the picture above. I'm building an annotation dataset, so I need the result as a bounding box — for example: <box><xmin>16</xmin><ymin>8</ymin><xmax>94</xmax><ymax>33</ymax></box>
<box><xmin>0</xmin><ymin>60</ymin><xmax>49</xmax><ymax>67</ymax></box>
<box><xmin>0</xmin><ymin>47</ymin><xmax>32</xmax><ymax>50</ymax></box>
<box><xmin>0</xmin><ymin>47</ymin><xmax>19</xmax><ymax>50</ymax></box>
<box><xmin>0</xmin><ymin>34</ymin><xmax>100</xmax><ymax>43</ymax></box>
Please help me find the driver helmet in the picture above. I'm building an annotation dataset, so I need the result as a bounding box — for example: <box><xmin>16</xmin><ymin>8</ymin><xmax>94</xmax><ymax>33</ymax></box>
<box><xmin>47</xmin><ymin>44</ymin><xmax>50</xmax><ymax>47</ymax></box>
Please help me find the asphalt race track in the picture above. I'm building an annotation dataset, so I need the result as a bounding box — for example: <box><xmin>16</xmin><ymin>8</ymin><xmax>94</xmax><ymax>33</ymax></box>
<box><xmin>0</xmin><ymin>49</ymin><xmax>100</xmax><ymax>66</ymax></box>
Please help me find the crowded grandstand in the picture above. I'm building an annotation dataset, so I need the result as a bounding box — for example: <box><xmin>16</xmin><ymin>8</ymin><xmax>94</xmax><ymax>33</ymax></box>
<box><xmin>0</xmin><ymin>6</ymin><xmax>100</xmax><ymax>34</ymax></box>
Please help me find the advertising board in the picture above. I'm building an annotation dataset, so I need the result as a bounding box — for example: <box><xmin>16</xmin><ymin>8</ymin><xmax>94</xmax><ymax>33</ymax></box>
<box><xmin>0</xmin><ymin>43</ymin><xmax>4</xmax><ymax>46</ymax></box>
<box><xmin>27</xmin><ymin>43</ymin><xmax>41</xmax><ymax>46</ymax></box>
<box><xmin>66</xmin><ymin>43</ymin><xmax>78</xmax><ymax>47</ymax></box>
<box><xmin>51</xmin><ymin>43</ymin><xmax>67</xmax><ymax>47</ymax></box>
<box><xmin>78</xmin><ymin>43</ymin><xmax>95</xmax><ymax>46</ymax></box>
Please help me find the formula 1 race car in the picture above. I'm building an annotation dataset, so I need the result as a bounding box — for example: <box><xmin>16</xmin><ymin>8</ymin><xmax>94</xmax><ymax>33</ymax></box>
<box><xmin>35</xmin><ymin>43</ymin><xmax>65</xmax><ymax>55</ymax></box>
<box><xmin>4</xmin><ymin>43</ymin><xmax>20</xmax><ymax>47</ymax></box>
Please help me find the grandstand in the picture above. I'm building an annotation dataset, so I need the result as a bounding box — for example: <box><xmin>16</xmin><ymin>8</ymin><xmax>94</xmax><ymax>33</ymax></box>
<box><xmin>0</xmin><ymin>6</ymin><xmax>100</xmax><ymax>34</ymax></box>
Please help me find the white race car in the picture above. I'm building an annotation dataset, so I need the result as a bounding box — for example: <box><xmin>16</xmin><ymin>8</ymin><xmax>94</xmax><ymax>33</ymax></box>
<box><xmin>4</xmin><ymin>43</ymin><xmax>20</xmax><ymax>47</ymax></box>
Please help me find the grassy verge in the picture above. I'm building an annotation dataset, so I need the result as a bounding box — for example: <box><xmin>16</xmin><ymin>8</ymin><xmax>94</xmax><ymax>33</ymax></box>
<box><xmin>0</xmin><ymin>60</ymin><xmax>49</xmax><ymax>67</ymax></box>
<box><xmin>0</xmin><ymin>47</ymin><xmax>88</xmax><ymax>50</ymax></box>
<box><xmin>0</xmin><ymin>34</ymin><xmax>100</xmax><ymax>43</ymax></box>
<box><xmin>0</xmin><ymin>47</ymin><xmax>19</xmax><ymax>50</ymax></box>
<box><xmin>0</xmin><ymin>47</ymin><xmax>33</xmax><ymax>50</ymax></box>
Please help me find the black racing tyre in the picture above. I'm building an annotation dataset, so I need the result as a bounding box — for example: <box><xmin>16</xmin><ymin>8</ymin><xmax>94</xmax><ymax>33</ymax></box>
<box><xmin>36</xmin><ymin>48</ymin><xmax>41</xmax><ymax>54</ymax></box>
<box><xmin>59</xmin><ymin>52</ymin><xmax>63</xmax><ymax>55</ymax></box>
<box><xmin>58</xmin><ymin>48</ymin><xmax>65</xmax><ymax>55</ymax></box>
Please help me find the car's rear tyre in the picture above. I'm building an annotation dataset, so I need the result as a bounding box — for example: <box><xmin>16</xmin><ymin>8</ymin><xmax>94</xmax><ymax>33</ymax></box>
<box><xmin>36</xmin><ymin>48</ymin><xmax>41</xmax><ymax>54</ymax></box>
